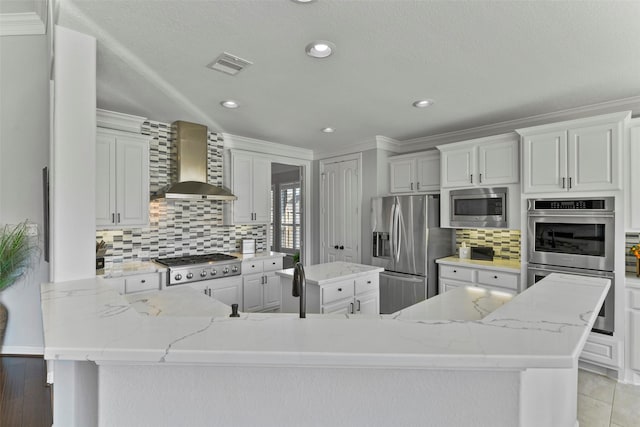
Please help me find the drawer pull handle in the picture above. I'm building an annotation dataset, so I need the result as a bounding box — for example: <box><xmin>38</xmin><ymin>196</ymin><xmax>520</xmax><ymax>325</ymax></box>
<box><xmin>366</xmin><ymin>280</ymin><xmax>371</xmax><ymax>284</ymax></box>
<box><xmin>141</xmin><ymin>280</ymin><xmax>146</xmax><ymax>283</ymax></box>
<box><xmin>494</xmin><ymin>275</ymin><xmax>498</xmax><ymax>279</ymax></box>
<box><xmin>453</xmin><ymin>270</ymin><xmax>457</xmax><ymax>273</ymax></box>
<box><xmin>338</xmin><ymin>288</ymin><xmax>342</xmax><ymax>292</ymax></box>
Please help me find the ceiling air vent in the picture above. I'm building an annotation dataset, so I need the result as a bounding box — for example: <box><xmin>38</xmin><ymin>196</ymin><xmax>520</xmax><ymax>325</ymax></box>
<box><xmin>207</xmin><ymin>52</ymin><xmax>253</xmax><ymax>76</ymax></box>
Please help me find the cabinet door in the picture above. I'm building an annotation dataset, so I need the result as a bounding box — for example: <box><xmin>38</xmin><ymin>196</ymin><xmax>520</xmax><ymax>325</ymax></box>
<box><xmin>440</xmin><ymin>147</ymin><xmax>474</xmax><ymax>188</ymax></box>
<box><xmin>115</xmin><ymin>135</ymin><xmax>149</xmax><ymax>227</ymax></box>
<box><xmin>211</xmin><ymin>279</ymin><xmax>242</xmax><ymax>308</ymax></box>
<box><xmin>416</xmin><ymin>154</ymin><xmax>440</xmax><ymax>191</ymax></box>
<box><xmin>322</xmin><ymin>300</ymin><xmax>352</xmax><ymax>315</ymax></box>
<box><xmin>630</xmin><ymin>310</ymin><xmax>640</xmax><ymax>372</ymax></box>
<box><xmin>630</xmin><ymin>127</ymin><xmax>640</xmax><ymax>230</ymax></box>
<box><xmin>340</xmin><ymin>160</ymin><xmax>359</xmax><ymax>263</ymax></box>
<box><xmin>568</xmin><ymin>122</ymin><xmax>620</xmax><ymax>192</ymax></box>
<box><xmin>232</xmin><ymin>153</ymin><xmax>254</xmax><ymax>224</ymax></box>
<box><xmin>477</xmin><ymin>140</ymin><xmax>519</xmax><ymax>185</ymax></box>
<box><xmin>321</xmin><ymin>162</ymin><xmax>342</xmax><ymax>262</ymax></box>
<box><xmin>243</xmin><ymin>274</ymin><xmax>264</xmax><ymax>312</ymax></box>
<box><xmin>439</xmin><ymin>279</ymin><xmax>464</xmax><ymax>294</ymax></box>
<box><xmin>356</xmin><ymin>292</ymin><xmax>379</xmax><ymax>315</ymax></box>
<box><xmin>252</xmin><ymin>156</ymin><xmax>272</xmax><ymax>223</ymax></box>
<box><xmin>96</xmin><ymin>134</ymin><xmax>117</xmax><ymax>227</ymax></box>
<box><xmin>389</xmin><ymin>158</ymin><xmax>415</xmax><ymax>193</ymax></box>
<box><xmin>263</xmin><ymin>272</ymin><xmax>281</xmax><ymax>308</ymax></box>
<box><xmin>522</xmin><ymin>130</ymin><xmax>567</xmax><ymax>193</ymax></box>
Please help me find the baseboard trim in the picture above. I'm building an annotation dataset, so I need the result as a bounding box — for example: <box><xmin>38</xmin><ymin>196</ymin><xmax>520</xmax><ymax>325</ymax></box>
<box><xmin>1</xmin><ymin>345</ymin><xmax>44</xmax><ymax>356</ymax></box>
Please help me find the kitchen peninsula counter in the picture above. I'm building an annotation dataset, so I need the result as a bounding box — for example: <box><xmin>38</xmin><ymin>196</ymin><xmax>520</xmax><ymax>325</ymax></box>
<box><xmin>41</xmin><ymin>273</ymin><xmax>609</xmax><ymax>427</ymax></box>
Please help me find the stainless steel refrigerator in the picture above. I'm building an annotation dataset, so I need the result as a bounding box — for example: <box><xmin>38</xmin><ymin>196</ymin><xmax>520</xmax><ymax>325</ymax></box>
<box><xmin>371</xmin><ymin>194</ymin><xmax>453</xmax><ymax>314</ymax></box>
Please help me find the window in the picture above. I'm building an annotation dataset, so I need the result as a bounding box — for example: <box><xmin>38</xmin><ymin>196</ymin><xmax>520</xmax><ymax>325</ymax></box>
<box><xmin>270</xmin><ymin>181</ymin><xmax>301</xmax><ymax>253</ymax></box>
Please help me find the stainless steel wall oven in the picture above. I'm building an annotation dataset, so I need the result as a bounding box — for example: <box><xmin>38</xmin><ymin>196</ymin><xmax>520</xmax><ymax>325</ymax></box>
<box><xmin>526</xmin><ymin>197</ymin><xmax>615</xmax><ymax>335</ymax></box>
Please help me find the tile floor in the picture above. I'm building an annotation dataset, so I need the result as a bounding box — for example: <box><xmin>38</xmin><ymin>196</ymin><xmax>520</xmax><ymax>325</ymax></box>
<box><xmin>578</xmin><ymin>369</ymin><xmax>640</xmax><ymax>427</ymax></box>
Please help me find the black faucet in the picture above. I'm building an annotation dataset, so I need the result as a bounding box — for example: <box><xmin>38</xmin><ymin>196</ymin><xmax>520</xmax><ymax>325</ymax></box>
<box><xmin>292</xmin><ymin>262</ymin><xmax>306</xmax><ymax>318</ymax></box>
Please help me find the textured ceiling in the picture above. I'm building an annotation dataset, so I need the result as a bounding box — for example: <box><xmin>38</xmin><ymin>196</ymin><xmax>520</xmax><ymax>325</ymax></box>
<box><xmin>56</xmin><ymin>0</ymin><xmax>640</xmax><ymax>152</ymax></box>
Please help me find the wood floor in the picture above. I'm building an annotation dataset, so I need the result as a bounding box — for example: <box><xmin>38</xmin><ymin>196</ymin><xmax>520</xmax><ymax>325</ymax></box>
<box><xmin>0</xmin><ymin>356</ymin><xmax>52</xmax><ymax>427</ymax></box>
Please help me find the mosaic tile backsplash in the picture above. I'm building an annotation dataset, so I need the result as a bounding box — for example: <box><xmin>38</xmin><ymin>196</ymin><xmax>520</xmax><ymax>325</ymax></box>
<box><xmin>626</xmin><ymin>232</ymin><xmax>640</xmax><ymax>274</ymax></box>
<box><xmin>455</xmin><ymin>229</ymin><xmax>521</xmax><ymax>261</ymax></box>
<box><xmin>96</xmin><ymin>119</ymin><xmax>266</xmax><ymax>269</ymax></box>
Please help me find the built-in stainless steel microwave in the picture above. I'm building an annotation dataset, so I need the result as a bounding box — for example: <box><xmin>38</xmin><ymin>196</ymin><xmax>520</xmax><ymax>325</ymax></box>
<box><xmin>450</xmin><ymin>187</ymin><xmax>508</xmax><ymax>228</ymax></box>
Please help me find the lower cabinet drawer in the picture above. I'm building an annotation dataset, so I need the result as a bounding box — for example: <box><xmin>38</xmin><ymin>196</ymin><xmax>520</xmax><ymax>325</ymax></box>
<box><xmin>355</xmin><ymin>275</ymin><xmax>378</xmax><ymax>295</ymax></box>
<box><xmin>263</xmin><ymin>257</ymin><xmax>283</xmax><ymax>272</ymax></box>
<box><xmin>477</xmin><ymin>270</ymin><xmax>519</xmax><ymax>290</ymax></box>
<box><xmin>322</xmin><ymin>281</ymin><xmax>354</xmax><ymax>305</ymax></box>
<box><xmin>580</xmin><ymin>333</ymin><xmax>622</xmax><ymax>369</ymax></box>
<box><xmin>124</xmin><ymin>273</ymin><xmax>160</xmax><ymax>293</ymax></box>
<box><xmin>439</xmin><ymin>265</ymin><xmax>474</xmax><ymax>282</ymax></box>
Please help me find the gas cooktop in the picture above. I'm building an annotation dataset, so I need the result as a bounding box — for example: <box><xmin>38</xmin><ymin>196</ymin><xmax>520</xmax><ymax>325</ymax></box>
<box><xmin>155</xmin><ymin>253</ymin><xmax>241</xmax><ymax>286</ymax></box>
<box><xmin>155</xmin><ymin>253</ymin><xmax>237</xmax><ymax>267</ymax></box>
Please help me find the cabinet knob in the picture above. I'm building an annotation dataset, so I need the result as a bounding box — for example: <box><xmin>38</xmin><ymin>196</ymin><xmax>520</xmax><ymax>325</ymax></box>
<box><xmin>334</xmin><ymin>245</ymin><xmax>339</xmax><ymax>250</ymax></box>
<box><xmin>338</xmin><ymin>288</ymin><xmax>342</xmax><ymax>292</ymax></box>
<box><xmin>367</xmin><ymin>280</ymin><xmax>371</xmax><ymax>284</ymax></box>
<box><xmin>494</xmin><ymin>275</ymin><xmax>498</xmax><ymax>279</ymax></box>
<box><xmin>140</xmin><ymin>279</ymin><xmax>146</xmax><ymax>283</ymax></box>
<box><xmin>339</xmin><ymin>246</ymin><xmax>344</xmax><ymax>250</ymax></box>
<box><xmin>453</xmin><ymin>269</ymin><xmax>457</xmax><ymax>273</ymax></box>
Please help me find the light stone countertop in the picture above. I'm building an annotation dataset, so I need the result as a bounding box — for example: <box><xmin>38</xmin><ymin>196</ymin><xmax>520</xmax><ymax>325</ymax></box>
<box><xmin>100</xmin><ymin>261</ymin><xmax>167</xmax><ymax>278</ymax></box>
<box><xmin>41</xmin><ymin>272</ymin><xmax>609</xmax><ymax>370</ymax></box>
<box><xmin>231</xmin><ymin>251</ymin><xmax>287</xmax><ymax>261</ymax></box>
<box><xmin>275</xmin><ymin>261</ymin><xmax>384</xmax><ymax>285</ymax></box>
<box><xmin>436</xmin><ymin>256</ymin><xmax>521</xmax><ymax>273</ymax></box>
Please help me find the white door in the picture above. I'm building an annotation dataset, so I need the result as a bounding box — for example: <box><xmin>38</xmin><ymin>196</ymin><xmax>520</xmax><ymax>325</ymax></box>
<box><xmin>389</xmin><ymin>159</ymin><xmax>414</xmax><ymax>193</ymax></box>
<box><xmin>416</xmin><ymin>155</ymin><xmax>440</xmax><ymax>191</ymax></box>
<box><xmin>477</xmin><ymin>140</ymin><xmax>519</xmax><ymax>185</ymax></box>
<box><xmin>568</xmin><ymin>122</ymin><xmax>620</xmax><ymax>192</ymax></box>
<box><xmin>232</xmin><ymin>153</ymin><xmax>254</xmax><ymax>223</ymax></box>
<box><xmin>96</xmin><ymin>134</ymin><xmax>116</xmax><ymax>227</ymax></box>
<box><xmin>252</xmin><ymin>157</ymin><xmax>272</xmax><ymax>222</ymax></box>
<box><xmin>321</xmin><ymin>162</ymin><xmax>341</xmax><ymax>263</ymax></box>
<box><xmin>116</xmin><ymin>135</ymin><xmax>149</xmax><ymax>226</ymax></box>
<box><xmin>522</xmin><ymin>130</ymin><xmax>567</xmax><ymax>193</ymax></box>
<box><xmin>441</xmin><ymin>147</ymin><xmax>474</xmax><ymax>188</ymax></box>
<box><xmin>340</xmin><ymin>160</ymin><xmax>359</xmax><ymax>263</ymax></box>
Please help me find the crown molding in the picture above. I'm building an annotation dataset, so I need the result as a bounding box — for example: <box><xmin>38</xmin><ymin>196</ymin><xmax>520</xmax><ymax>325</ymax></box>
<box><xmin>0</xmin><ymin>11</ymin><xmax>46</xmax><ymax>36</ymax></box>
<box><xmin>223</xmin><ymin>133</ymin><xmax>314</xmax><ymax>161</ymax></box>
<box><xmin>97</xmin><ymin>108</ymin><xmax>147</xmax><ymax>133</ymax></box>
<box><xmin>395</xmin><ymin>95</ymin><xmax>640</xmax><ymax>151</ymax></box>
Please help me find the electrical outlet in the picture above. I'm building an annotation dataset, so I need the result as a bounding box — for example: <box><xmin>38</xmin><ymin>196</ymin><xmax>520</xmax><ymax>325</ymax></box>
<box><xmin>26</xmin><ymin>223</ymin><xmax>38</xmax><ymax>237</ymax></box>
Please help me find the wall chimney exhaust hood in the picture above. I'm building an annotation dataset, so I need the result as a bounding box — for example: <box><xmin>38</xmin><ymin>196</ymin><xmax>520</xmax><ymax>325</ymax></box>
<box><xmin>150</xmin><ymin>121</ymin><xmax>237</xmax><ymax>201</ymax></box>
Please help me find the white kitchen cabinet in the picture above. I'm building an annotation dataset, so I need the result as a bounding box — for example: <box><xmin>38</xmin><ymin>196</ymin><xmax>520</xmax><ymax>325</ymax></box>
<box><xmin>103</xmin><ymin>271</ymin><xmax>161</xmax><ymax>294</ymax></box>
<box><xmin>281</xmin><ymin>272</ymin><xmax>380</xmax><ymax>315</ymax></box>
<box><xmin>624</xmin><ymin>284</ymin><xmax>640</xmax><ymax>384</ymax></box>
<box><xmin>189</xmin><ymin>276</ymin><xmax>243</xmax><ymax>309</ymax></box>
<box><xmin>518</xmin><ymin>111</ymin><xmax>630</xmax><ymax>194</ymax></box>
<box><xmin>627</xmin><ymin>122</ymin><xmax>640</xmax><ymax>231</ymax></box>
<box><xmin>96</xmin><ymin>128</ymin><xmax>150</xmax><ymax>228</ymax></box>
<box><xmin>242</xmin><ymin>256</ymin><xmax>284</xmax><ymax>312</ymax></box>
<box><xmin>224</xmin><ymin>150</ymin><xmax>271</xmax><ymax>225</ymax></box>
<box><xmin>437</xmin><ymin>262</ymin><xmax>519</xmax><ymax>295</ymax></box>
<box><xmin>389</xmin><ymin>151</ymin><xmax>440</xmax><ymax>193</ymax></box>
<box><xmin>437</xmin><ymin>134</ymin><xmax>519</xmax><ymax>189</ymax></box>
<box><xmin>320</xmin><ymin>157</ymin><xmax>360</xmax><ymax>263</ymax></box>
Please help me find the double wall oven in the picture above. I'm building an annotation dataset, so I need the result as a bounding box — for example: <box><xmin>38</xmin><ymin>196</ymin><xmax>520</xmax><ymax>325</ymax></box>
<box><xmin>527</xmin><ymin>197</ymin><xmax>615</xmax><ymax>335</ymax></box>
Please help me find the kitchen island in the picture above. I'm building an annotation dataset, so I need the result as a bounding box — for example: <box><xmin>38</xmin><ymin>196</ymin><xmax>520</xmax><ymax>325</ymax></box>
<box><xmin>277</xmin><ymin>261</ymin><xmax>383</xmax><ymax>314</ymax></box>
<box><xmin>41</xmin><ymin>273</ymin><xmax>609</xmax><ymax>427</ymax></box>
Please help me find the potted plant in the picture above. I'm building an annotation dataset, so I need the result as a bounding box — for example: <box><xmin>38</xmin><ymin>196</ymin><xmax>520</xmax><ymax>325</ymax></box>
<box><xmin>0</xmin><ymin>221</ymin><xmax>38</xmax><ymax>344</ymax></box>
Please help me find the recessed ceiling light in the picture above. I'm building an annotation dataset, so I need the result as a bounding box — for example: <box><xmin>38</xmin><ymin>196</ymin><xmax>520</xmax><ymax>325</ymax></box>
<box><xmin>306</xmin><ymin>40</ymin><xmax>335</xmax><ymax>58</ymax></box>
<box><xmin>221</xmin><ymin>100</ymin><xmax>239</xmax><ymax>109</ymax></box>
<box><xmin>412</xmin><ymin>99</ymin><xmax>434</xmax><ymax>108</ymax></box>
<box><xmin>321</xmin><ymin>127</ymin><xmax>335</xmax><ymax>133</ymax></box>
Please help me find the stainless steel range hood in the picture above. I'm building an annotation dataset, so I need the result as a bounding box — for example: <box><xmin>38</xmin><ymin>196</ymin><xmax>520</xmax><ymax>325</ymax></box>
<box><xmin>151</xmin><ymin>121</ymin><xmax>236</xmax><ymax>201</ymax></box>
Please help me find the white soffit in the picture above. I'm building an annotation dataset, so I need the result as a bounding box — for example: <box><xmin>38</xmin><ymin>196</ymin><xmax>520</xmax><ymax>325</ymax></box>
<box><xmin>0</xmin><ymin>0</ymin><xmax>47</xmax><ymax>36</ymax></box>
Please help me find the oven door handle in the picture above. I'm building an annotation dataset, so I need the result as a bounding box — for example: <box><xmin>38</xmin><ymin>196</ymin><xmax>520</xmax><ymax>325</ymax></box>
<box><xmin>527</xmin><ymin>212</ymin><xmax>615</xmax><ymax>218</ymax></box>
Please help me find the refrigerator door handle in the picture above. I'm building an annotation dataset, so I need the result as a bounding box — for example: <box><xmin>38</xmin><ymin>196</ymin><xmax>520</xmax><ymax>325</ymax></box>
<box><xmin>395</xmin><ymin>205</ymin><xmax>403</xmax><ymax>263</ymax></box>
<box><xmin>388</xmin><ymin>201</ymin><xmax>396</xmax><ymax>261</ymax></box>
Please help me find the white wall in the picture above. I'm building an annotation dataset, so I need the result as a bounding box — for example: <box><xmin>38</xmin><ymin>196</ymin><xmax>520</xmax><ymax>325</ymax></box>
<box><xmin>0</xmin><ymin>32</ymin><xmax>50</xmax><ymax>353</ymax></box>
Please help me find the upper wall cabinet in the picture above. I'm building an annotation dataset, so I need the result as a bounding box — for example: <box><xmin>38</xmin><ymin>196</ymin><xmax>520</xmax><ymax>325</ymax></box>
<box><xmin>517</xmin><ymin>111</ymin><xmax>630</xmax><ymax>194</ymax></box>
<box><xmin>96</xmin><ymin>127</ymin><xmax>150</xmax><ymax>228</ymax></box>
<box><xmin>389</xmin><ymin>151</ymin><xmax>440</xmax><ymax>193</ymax></box>
<box><xmin>437</xmin><ymin>135</ymin><xmax>519</xmax><ymax>189</ymax></box>
<box><xmin>628</xmin><ymin>120</ymin><xmax>640</xmax><ymax>231</ymax></box>
<box><xmin>224</xmin><ymin>150</ymin><xmax>271</xmax><ymax>225</ymax></box>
